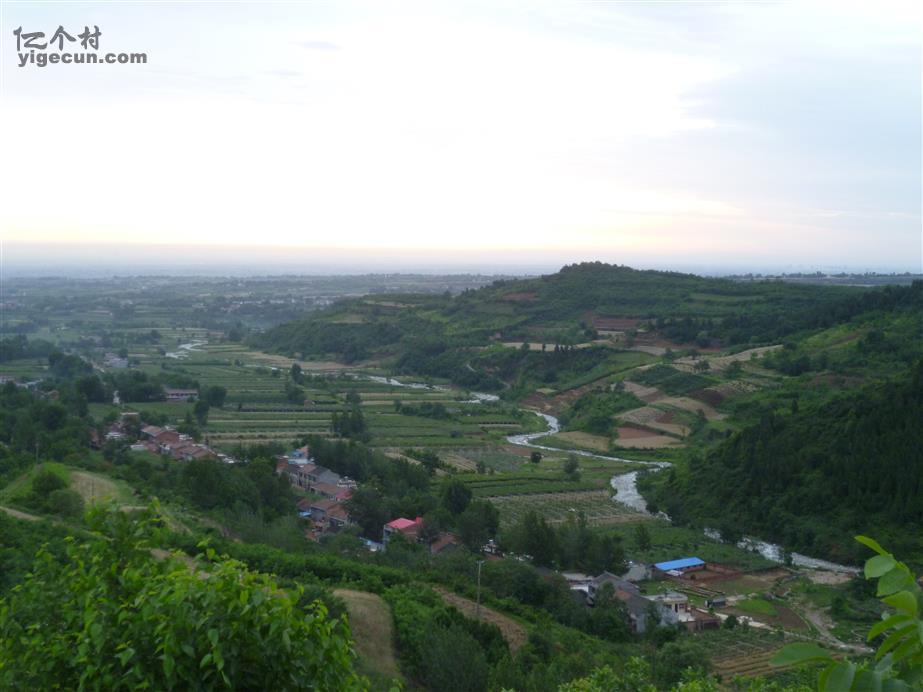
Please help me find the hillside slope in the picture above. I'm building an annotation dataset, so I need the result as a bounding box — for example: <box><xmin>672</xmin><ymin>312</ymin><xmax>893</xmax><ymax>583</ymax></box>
<box><xmin>256</xmin><ymin>263</ymin><xmax>860</xmax><ymax>373</ymax></box>
<box><xmin>641</xmin><ymin>362</ymin><xmax>923</xmax><ymax>564</ymax></box>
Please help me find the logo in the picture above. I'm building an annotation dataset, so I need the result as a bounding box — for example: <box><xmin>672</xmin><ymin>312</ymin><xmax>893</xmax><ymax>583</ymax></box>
<box><xmin>13</xmin><ymin>25</ymin><xmax>147</xmax><ymax>68</ymax></box>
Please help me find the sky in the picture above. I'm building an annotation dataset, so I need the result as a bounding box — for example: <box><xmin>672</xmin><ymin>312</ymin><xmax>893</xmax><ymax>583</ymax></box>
<box><xmin>0</xmin><ymin>0</ymin><xmax>920</xmax><ymax>274</ymax></box>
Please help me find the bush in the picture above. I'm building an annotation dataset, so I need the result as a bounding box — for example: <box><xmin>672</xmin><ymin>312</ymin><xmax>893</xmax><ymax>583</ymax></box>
<box><xmin>47</xmin><ymin>488</ymin><xmax>84</xmax><ymax>518</ymax></box>
<box><xmin>0</xmin><ymin>507</ymin><xmax>364</xmax><ymax>690</ymax></box>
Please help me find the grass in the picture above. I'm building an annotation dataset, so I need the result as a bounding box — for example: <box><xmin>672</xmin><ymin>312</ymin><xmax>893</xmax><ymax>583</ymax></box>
<box><xmin>601</xmin><ymin>521</ymin><xmax>775</xmax><ymax>571</ymax></box>
<box><xmin>737</xmin><ymin>598</ymin><xmax>779</xmax><ymax>617</ymax></box>
<box><xmin>0</xmin><ymin>462</ymin><xmax>138</xmax><ymax>509</ymax></box>
<box><xmin>332</xmin><ymin>589</ymin><xmax>402</xmax><ymax>684</ymax></box>
<box><xmin>68</xmin><ymin>470</ymin><xmax>138</xmax><ymax>505</ymax></box>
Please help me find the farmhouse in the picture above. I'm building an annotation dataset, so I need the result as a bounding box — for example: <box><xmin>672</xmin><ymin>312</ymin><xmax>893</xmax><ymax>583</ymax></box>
<box><xmin>428</xmin><ymin>532</ymin><xmax>459</xmax><ymax>556</ymax></box>
<box><xmin>102</xmin><ymin>353</ymin><xmax>129</xmax><ymax>369</ymax></box>
<box><xmin>587</xmin><ymin>571</ymin><xmax>639</xmax><ymax>605</ymax></box>
<box><xmin>621</xmin><ymin>561</ymin><xmax>653</xmax><ymax>582</ymax></box>
<box><xmin>586</xmin><ymin>570</ymin><xmax>718</xmax><ymax>634</ymax></box>
<box><xmin>383</xmin><ymin>516</ymin><xmax>425</xmax><ymax>546</ymax></box>
<box><xmin>654</xmin><ymin>557</ymin><xmax>706</xmax><ymax>577</ymax></box>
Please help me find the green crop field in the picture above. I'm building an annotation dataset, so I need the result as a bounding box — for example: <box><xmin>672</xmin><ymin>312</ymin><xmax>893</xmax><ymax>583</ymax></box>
<box><xmin>489</xmin><ymin>490</ymin><xmax>647</xmax><ymax>528</ymax></box>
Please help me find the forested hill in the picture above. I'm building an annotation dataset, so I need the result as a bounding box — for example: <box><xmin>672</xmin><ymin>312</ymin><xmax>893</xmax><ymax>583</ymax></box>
<box><xmin>255</xmin><ymin>263</ymin><xmax>867</xmax><ymax>365</ymax></box>
<box><xmin>642</xmin><ymin>362</ymin><xmax>923</xmax><ymax>564</ymax></box>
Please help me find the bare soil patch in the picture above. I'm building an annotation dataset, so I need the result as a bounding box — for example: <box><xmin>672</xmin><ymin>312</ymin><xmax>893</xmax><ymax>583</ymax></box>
<box><xmin>805</xmin><ymin>571</ymin><xmax>854</xmax><ymax>586</ymax></box>
<box><xmin>621</xmin><ymin>380</ymin><xmax>662</xmax><ymax>403</ymax></box>
<box><xmin>549</xmin><ymin>431</ymin><xmax>611</xmax><ymax>452</ymax></box>
<box><xmin>614</xmin><ymin>427</ymin><xmax>684</xmax><ymax>449</ymax></box>
<box><xmin>657</xmin><ymin>396</ymin><xmax>725</xmax><ymax>421</ymax></box>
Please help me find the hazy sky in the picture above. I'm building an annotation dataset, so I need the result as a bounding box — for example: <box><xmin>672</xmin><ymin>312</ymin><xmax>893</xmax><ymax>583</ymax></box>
<box><xmin>1</xmin><ymin>1</ymin><xmax>920</xmax><ymax>273</ymax></box>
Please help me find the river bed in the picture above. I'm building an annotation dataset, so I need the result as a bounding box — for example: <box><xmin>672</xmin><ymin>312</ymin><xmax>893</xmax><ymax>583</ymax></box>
<box><xmin>506</xmin><ymin>409</ymin><xmax>858</xmax><ymax>573</ymax></box>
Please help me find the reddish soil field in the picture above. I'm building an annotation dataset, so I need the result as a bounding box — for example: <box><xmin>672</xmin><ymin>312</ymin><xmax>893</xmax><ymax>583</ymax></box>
<box><xmin>689</xmin><ymin>388</ymin><xmax>725</xmax><ymax>406</ymax></box>
<box><xmin>520</xmin><ymin>379</ymin><xmax>605</xmax><ymax>416</ymax></box>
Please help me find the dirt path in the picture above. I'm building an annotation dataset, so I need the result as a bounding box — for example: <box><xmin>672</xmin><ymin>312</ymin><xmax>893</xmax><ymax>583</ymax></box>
<box><xmin>433</xmin><ymin>586</ymin><xmax>528</xmax><ymax>652</ymax></box>
<box><xmin>793</xmin><ymin>599</ymin><xmax>872</xmax><ymax>655</ymax></box>
<box><xmin>0</xmin><ymin>505</ymin><xmax>42</xmax><ymax>521</ymax></box>
<box><xmin>333</xmin><ymin>589</ymin><xmax>402</xmax><ymax>680</ymax></box>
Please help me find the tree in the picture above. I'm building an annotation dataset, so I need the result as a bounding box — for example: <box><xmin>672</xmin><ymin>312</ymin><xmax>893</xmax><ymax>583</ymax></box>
<box><xmin>654</xmin><ymin>639</ymin><xmax>711</xmax><ymax>689</ymax></box>
<box><xmin>564</xmin><ymin>455</ymin><xmax>580</xmax><ymax>481</ymax></box>
<box><xmin>48</xmin><ymin>488</ymin><xmax>84</xmax><ymax>518</ymax></box>
<box><xmin>634</xmin><ymin>523</ymin><xmax>653</xmax><ymax>552</ymax></box>
<box><xmin>509</xmin><ymin>511</ymin><xmax>558</xmax><ymax>567</ymax></box>
<box><xmin>205</xmin><ymin>385</ymin><xmax>227</xmax><ymax>408</ymax></box>
<box><xmin>290</xmin><ymin>363</ymin><xmax>303</xmax><ymax>384</ymax></box>
<box><xmin>345</xmin><ymin>487</ymin><xmax>390</xmax><ymax>540</ymax></box>
<box><xmin>31</xmin><ymin>469</ymin><xmax>67</xmax><ymax>496</ymax></box>
<box><xmin>530</xmin><ymin>451</ymin><xmax>542</xmax><ymax>465</ymax></box>
<box><xmin>456</xmin><ymin>501</ymin><xmax>500</xmax><ymax>550</ymax></box>
<box><xmin>285</xmin><ymin>381</ymin><xmax>306</xmax><ymax>405</ymax></box>
<box><xmin>441</xmin><ymin>479</ymin><xmax>473</xmax><ymax>515</ymax></box>
<box><xmin>0</xmin><ymin>507</ymin><xmax>364</xmax><ymax>690</ymax></box>
<box><xmin>194</xmin><ymin>400</ymin><xmax>211</xmax><ymax>426</ymax></box>
<box><xmin>420</xmin><ymin>624</ymin><xmax>489</xmax><ymax>692</ymax></box>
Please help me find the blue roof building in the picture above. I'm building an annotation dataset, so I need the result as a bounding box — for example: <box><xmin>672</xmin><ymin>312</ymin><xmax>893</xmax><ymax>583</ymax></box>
<box><xmin>654</xmin><ymin>557</ymin><xmax>705</xmax><ymax>572</ymax></box>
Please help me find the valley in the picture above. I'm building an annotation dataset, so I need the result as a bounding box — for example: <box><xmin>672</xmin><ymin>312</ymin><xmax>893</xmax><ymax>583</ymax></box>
<box><xmin>1</xmin><ymin>264</ymin><xmax>920</xmax><ymax>690</ymax></box>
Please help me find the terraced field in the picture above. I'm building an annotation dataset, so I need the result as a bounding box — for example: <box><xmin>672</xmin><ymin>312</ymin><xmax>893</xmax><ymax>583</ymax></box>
<box><xmin>704</xmin><ymin>630</ymin><xmax>793</xmax><ymax>681</ymax></box>
<box><xmin>92</xmin><ymin>340</ymin><xmax>540</xmax><ymax>452</ymax></box>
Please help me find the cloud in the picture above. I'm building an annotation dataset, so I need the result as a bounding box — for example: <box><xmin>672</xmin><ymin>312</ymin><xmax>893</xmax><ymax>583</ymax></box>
<box><xmin>297</xmin><ymin>40</ymin><xmax>341</xmax><ymax>51</ymax></box>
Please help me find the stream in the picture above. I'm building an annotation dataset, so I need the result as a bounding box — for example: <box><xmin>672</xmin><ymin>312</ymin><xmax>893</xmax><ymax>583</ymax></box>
<box><xmin>507</xmin><ymin>409</ymin><xmax>858</xmax><ymax>574</ymax></box>
<box><xmin>361</xmin><ymin>374</ymin><xmax>858</xmax><ymax>573</ymax></box>
<box><xmin>166</xmin><ymin>340</ymin><xmax>208</xmax><ymax>359</ymax></box>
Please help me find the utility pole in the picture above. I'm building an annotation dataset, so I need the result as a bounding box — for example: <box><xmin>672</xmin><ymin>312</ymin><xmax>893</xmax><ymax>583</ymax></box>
<box><xmin>475</xmin><ymin>559</ymin><xmax>485</xmax><ymax>620</ymax></box>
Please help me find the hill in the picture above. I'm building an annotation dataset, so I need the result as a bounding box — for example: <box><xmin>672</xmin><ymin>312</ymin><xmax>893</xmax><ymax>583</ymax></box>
<box><xmin>641</xmin><ymin>362</ymin><xmax>923</xmax><ymax>564</ymax></box>
<box><xmin>255</xmin><ymin>263</ymin><xmax>864</xmax><ymax>387</ymax></box>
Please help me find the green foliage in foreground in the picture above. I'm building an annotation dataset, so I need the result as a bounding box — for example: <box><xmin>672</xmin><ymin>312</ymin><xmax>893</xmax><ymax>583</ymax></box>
<box><xmin>0</xmin><ymin>506</ymin><xmax>364</xmax><ymax>691</ymax></box>
<box><xmin>771</xmin><ymin>536</ymin><xmax>923</xmax><ymax>691</ymax></box>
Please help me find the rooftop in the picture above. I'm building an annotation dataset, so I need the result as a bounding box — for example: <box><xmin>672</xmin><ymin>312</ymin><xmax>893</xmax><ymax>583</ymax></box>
<box><xmin>654</xmin><ymin>557</ymin><xmax>705</xmax><ymax>571</ymax></box>
<box><xmin>386</xmin><ymin>517</ymin><xmax>423</xmax><ymax>531</ymax></box>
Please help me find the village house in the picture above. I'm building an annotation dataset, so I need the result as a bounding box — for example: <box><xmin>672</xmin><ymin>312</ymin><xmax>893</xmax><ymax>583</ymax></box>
<box><xmin>382</xmin><ymin>516</ymin><xmax>425</xmax><ymax>546</ymax></box>
<box><xmin>586</xmin><ymin>570</ymin><xmax>718</xmax><ymax>634</ymax></box>
<box><xmin>621</xmin><ymin>561</ymin><xmax>653</xmax><ymax>582</ymax></box>
<box><xmin>102</xmin><ymin>353</ymin><xmax>129</xmax><ymax>369</ymax></box>
<box><xmin>586</xmin><ymin>574</ymin><xmax>653</xmax><ymax>634</ymax></box>
<box><xmin>138</xmin><ymin>424</ymin><xmax>217</xmax><ymax>461</ymax></box>
<box><xmin>653</xmin><ymin>557</ymin><xmax>706</xmax><ymax>578</ymax></box>
<box><xmin>380</xmin><ymin>516</ymin><xmax>458</xmax><ymax>555</ymax></box>
<box><xmin>428</xmin><ymin>532</ymin><xmax>460</xmax><ymax>556</ymax></box>
<box><xmin>164</xmin><ymin>388</ymin><xmax>198</xmax><ymax>402</ymax></box>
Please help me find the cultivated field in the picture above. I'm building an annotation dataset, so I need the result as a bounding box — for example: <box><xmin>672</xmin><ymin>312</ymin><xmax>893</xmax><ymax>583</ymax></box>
<box><xmin>488</xmin><ymin>490</ymin><xmax>647</xmax><ymax>528</ymax></box>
